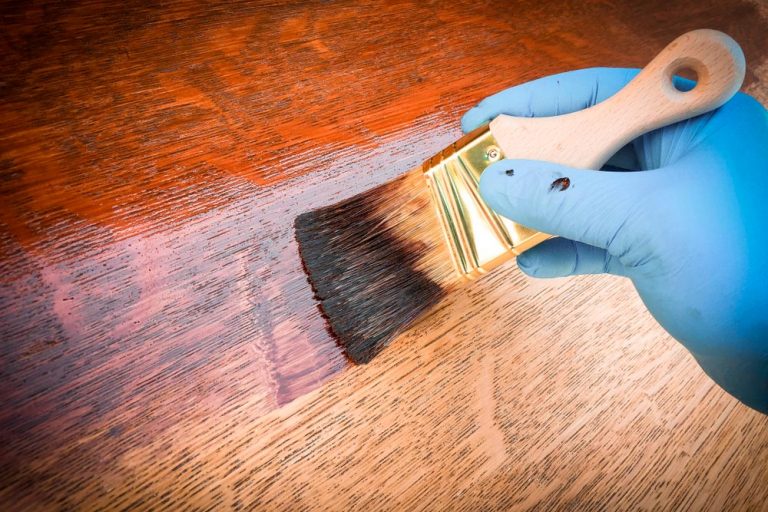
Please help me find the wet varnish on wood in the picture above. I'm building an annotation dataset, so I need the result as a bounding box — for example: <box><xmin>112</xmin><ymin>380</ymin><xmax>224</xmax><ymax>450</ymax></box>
<box><xmin>1</xmin><ymin>0</ymin><xmax>767</xmax><ymax>510</ymax></box>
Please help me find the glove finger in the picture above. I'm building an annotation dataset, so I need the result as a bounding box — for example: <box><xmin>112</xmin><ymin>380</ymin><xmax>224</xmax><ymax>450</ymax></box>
<box><xmin>517</xmin><ymin>237</ymin><xmax>627</xmax><ymax>278</ymax></box>
<box><xmin>480</xmin><ymin>158</ymin><xmax>659</xmax><ymax>254</ymax></box>
<box><xmin>461</xmin><ymin>67</ymin><xmax>640</xmax><ymax>133</ymax></box>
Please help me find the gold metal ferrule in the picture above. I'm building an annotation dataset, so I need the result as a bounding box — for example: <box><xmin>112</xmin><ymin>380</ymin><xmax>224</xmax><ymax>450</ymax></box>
<box><xmin>423</xmin><ymin>125</ymin><xmax>550</xmax><ymax>280</ymax></box>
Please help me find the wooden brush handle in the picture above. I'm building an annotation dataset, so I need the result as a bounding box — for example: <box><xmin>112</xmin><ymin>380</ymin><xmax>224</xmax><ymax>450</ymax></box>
<box><xmin>489</xmin><ymin>29</ymin><xmax>745</xmax><ymax>169</ymax></box>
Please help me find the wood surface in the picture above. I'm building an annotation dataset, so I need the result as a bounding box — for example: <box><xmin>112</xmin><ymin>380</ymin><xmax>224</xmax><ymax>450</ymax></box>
<box><xmin>1</xmin><ymin>0</ymin><xmax>767</xmax><ymax>510</ymax></box>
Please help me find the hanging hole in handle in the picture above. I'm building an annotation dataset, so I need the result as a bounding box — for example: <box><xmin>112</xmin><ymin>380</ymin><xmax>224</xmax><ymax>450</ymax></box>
<box><xmin>671</xmin><ymin>66</ymin><xmax>698</xmax><ymax>92</ymax></box>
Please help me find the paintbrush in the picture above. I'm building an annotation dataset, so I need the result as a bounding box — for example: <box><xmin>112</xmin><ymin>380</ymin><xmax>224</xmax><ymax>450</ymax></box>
<box><xmin>295</xmin><ymin>29</ymin><xmax>745</xmax><ymax>364</ymax></box>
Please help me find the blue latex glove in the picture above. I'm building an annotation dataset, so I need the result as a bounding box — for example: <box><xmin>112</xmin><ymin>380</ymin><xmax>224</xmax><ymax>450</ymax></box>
<box><xmin>462</xmin><ymin>68</ymin><xmax>768</xmax><ymax>413</ymax></box>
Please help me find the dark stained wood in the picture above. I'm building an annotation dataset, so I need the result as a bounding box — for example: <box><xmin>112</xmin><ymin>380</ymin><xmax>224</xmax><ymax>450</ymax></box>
<box><xmin>1</xmin><ymin>0</ymin><xmax>767</xmax><ymax>509</ymax></box>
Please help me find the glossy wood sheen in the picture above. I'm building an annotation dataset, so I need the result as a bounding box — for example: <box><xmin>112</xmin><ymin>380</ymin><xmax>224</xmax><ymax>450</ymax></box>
<box><xmin>1</xmin><ymin>1</ymin><xmax>767</xmax><ymax>509</ymax></box>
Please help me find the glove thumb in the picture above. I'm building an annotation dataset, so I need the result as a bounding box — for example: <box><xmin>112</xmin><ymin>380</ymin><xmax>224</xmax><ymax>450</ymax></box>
<box><xmin>479</xmin><ymin>158</ymin><xmax>655</xmax><ymax>257</ymax></box>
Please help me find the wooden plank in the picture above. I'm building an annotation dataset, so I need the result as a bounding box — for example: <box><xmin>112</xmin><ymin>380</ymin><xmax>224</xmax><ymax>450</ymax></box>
<box><xmin>1</xmin><ymin>0</ymin><xmax>766</xmax><ymax>509</ymax></box>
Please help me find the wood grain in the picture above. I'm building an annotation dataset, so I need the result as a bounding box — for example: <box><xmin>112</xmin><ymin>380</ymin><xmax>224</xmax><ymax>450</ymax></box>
<box><xmin>1</xmin><ymin>0</ymin><xmax>767</xmax><ymax>510</ymax></box>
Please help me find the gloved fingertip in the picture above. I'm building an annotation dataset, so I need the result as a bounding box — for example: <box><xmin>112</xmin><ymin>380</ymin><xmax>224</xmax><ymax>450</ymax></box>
<box><xmin>517</xmin><ymin>241</ymin><xmax>573</xmax><ymax>279</ymax></box>
<box><xmin>516</xmin><ymin>251</ymin><xmax>539</xmax><ymax>276</ymax></box>
<box><xmin>460</xmin><ymin>107</ymin><xmax>489</xmax><ymax>133</ymax></box>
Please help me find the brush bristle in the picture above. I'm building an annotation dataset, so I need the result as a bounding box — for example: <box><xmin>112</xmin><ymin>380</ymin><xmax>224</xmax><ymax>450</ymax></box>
<box><xmin>295</xmin><ymin>169</ymin><xmax>457</xmax><ymax>363</ymax></box>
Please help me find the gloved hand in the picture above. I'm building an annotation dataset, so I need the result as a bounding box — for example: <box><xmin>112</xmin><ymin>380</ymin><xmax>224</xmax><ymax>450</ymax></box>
<box><xmin>462</xmin><ymin>68</ymin><xmax>768</xmax><ymax>413</ymax></box>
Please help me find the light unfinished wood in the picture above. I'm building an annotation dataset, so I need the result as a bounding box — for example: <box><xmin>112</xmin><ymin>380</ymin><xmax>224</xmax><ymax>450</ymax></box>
<box><xmin>30</xmin><ymin>273</ymin><xmax>768</xmax><ymax>510</ymax></box>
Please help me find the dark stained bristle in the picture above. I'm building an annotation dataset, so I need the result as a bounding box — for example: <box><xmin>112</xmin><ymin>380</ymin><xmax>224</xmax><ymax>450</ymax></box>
<box><xmin>294</xmin><ymin>170</ymin><xmax>454</xmax><ymax>363</ymax></box>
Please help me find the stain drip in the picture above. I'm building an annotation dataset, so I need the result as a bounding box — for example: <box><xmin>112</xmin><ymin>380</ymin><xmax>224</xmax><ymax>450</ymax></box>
<box><xmin>549</xmin><ymin>177</ymin><xmax>570</xmax><ymax>192</ymax></box>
